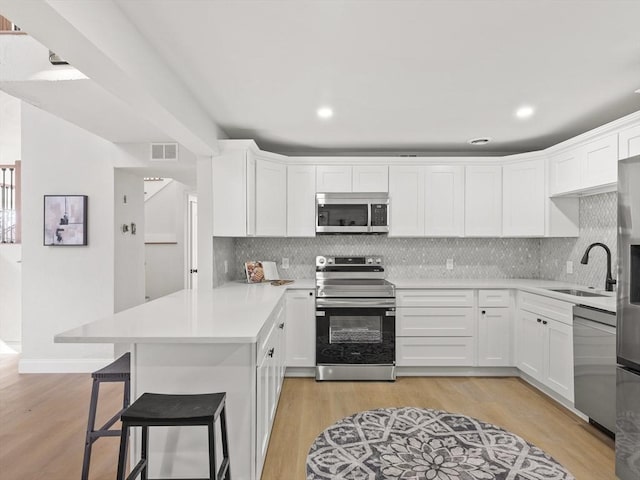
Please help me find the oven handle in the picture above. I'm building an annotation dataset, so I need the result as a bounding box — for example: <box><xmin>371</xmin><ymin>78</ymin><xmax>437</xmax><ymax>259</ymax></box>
<box><xmin>316</xmin><ymin>298</ymin><xmax>396</xmax><ymax>309</ymax></box>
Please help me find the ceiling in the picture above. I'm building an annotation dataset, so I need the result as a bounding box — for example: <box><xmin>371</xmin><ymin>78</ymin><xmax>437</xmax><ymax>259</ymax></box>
<box><xmin>2</xmin><ymin>0</ymin><xmax>640</xmax><ymax>156</ymax></box>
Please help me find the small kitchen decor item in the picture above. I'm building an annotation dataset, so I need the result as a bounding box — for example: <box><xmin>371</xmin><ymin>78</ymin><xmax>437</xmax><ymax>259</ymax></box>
<box><xmin>43</xmin><ymin>195</ymin><xmax>88</xmax><ymax>246</ymax></box>
<box><xmin>244</xmin><ymin>261</ymin><xmax>265</xmax><ymax>283</ymax></box>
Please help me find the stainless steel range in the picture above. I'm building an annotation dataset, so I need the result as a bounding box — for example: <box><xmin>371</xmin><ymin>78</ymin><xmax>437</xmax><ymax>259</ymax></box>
<box><xmin>315</xmin><ymin>255</ymin><xmax>396</xmax><ymax>381</ymax></box>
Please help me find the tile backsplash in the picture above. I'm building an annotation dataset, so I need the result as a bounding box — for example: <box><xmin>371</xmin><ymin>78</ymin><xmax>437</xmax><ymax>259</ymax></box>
<box><xmin>540</xmin><ymin>192</ymin><xmax>617</xmax><ymax>289</ymax></box>
<box><xmin>213</xmin><ymin>192</ymin><xmax>616</xmax><ymax>287</ymax></box>
<box><xmin>233</xmin><ymin>237</ymin><xmax>540</xmax><ymax>280</ymax></box>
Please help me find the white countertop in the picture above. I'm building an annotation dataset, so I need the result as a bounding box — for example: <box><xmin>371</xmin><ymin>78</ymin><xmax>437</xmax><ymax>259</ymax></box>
<box><xmin>55</xmin><ymin>277</ymin><xmax>614</xmax><ymax>346</ymax></box>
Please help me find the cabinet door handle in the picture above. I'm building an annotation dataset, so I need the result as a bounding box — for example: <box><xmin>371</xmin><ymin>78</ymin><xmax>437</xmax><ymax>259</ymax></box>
<box><xmin>537</xmin><ymin>318</ymin><xmax>542</xmax><ymax>323</ymax></box>
<box><xmin>542</xmin><ymin>320</ymin><xmax>548</xmax><ymax>325</ymax></box>
<box><xmin>268</xmin><ymin>348</ymin><xmax>275</xmax><ymax>358</ymax></box>
<box><xmin>309</xmin><ymin>292</ymin><xmax>313</xmax><ymax>296</ymax></box>
<box><xmin>278</xmin><ymin>322</ymin><xmax>285</xmax><ymax>329</ymax></box>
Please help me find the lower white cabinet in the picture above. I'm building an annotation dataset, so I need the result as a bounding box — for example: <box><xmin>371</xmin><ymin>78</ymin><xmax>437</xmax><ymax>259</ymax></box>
<box><xmin>516</xmin><ymin>304</ymin><xmax>574</xmax><ymax>402</ymax></box>
<box><xmin>478</xmin><ymin>308</ymin><xmax>512</xmax><ymax>366</ymax></box>
<box><xmin>256</xmin><ymin>299</ymin><xmax>286</xmax><ymax>477</ymax></box>
<box><xmin>396</xmin><ymin>289</ymin><xmax>476</xmax><ymax>367</ymax></box>
<box><xmin>285</xmin><ymin>289</ymin><xmax>315</xmax><ymax>367</ymax></box>
<box><xmin>397</xmin><ymin>337</ymin><xmax>475</xmax><ymax>366</ymax></box>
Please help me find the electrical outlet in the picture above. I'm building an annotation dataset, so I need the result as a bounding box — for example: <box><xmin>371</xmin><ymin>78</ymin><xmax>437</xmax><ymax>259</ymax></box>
<box><xmin>446</xmin><ymin>258</ymin><xmax>454</xmax><ymax>270</ymax></box>
<box><xmin>282</xmin><ymin>257</ymin><xmax>290</xmax><ymax>269</ymax></box>
<box><xmin>566</xmin><ymin>261</ymin><xmax>573</xmax><ymax>274</ymax></box>
<box><xmin>224</xmin><ymin>260</ymin><xmax>228</xmax><ymax>274</ymax></box>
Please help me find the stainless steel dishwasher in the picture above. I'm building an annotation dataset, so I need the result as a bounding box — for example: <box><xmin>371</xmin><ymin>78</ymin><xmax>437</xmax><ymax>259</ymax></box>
<box><xmin>573</xmin><ymin>304</ymin><xmax>616</xmax><ymax>435</ymax></box>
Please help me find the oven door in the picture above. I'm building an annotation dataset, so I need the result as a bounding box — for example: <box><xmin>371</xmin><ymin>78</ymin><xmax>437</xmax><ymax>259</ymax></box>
<box><xmin>316</xmin><ymin>300</ymin><xmax>395</xmax><ymax>365</ymax></box>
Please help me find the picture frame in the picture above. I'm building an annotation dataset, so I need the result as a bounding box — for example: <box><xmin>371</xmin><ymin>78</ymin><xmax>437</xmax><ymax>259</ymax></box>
<box><xmin>43</xmin><ymin>195</ymin><xmax>88</xmax><ymax>246</ymax></box>
<box><xmin>244</xmin><ymin>261</ymin><xmax>265</xmax><ymax>283</ymax></box>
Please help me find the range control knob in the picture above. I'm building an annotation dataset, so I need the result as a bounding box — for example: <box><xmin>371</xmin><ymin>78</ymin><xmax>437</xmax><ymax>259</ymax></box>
<box><xmin>318</xmin><ymin>257</ymin><xmax>326</xmax><ymax>265</ymax></box>
<box><xmin>327</xmin><ymin>258</ymin><xmax>334</xmax><ymax>264</ymax></box>
<box><xmin>367</xmin><ymin>258</ymin><xmax>373</xmax><ymax>264</ymax></box>
<box><xmin>375</xmin><ymin>258</ymin><xmax>382</xmax><ymax>264</ymax></box>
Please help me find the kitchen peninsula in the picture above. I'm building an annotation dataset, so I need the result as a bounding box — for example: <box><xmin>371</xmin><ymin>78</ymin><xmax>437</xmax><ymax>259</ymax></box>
<box><xmin>55</xmin><ymin>279</ymin><xmax>615</xmax><ymax>480</ymax></box>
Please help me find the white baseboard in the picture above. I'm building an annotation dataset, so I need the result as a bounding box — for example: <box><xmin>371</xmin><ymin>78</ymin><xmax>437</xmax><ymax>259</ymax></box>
<box><xmin>397</xmin><ymin>366</ymin><xmax>519</xmax><ymax>377</ymax></box>
<box><xmin>0</xmin><ymin>340</ymin><xmax>21</xmax><ymax>354</ymax></box>
<box><xmin>18</xmin><ymin>357</ymin><xmax>114</xmax><ymax>374</ymax></box>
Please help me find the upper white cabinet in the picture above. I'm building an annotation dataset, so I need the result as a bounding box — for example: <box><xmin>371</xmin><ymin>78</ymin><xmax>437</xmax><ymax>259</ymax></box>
<box><xmin>389</xmin><ymin>166</ymin><xmax>425</xmax><ymax>236</ymax></box>
<box><xmin>581</xmin><ymin>134</ymin><xmax>618</xmax><ymax>190</ymax></box>
<box><xmin>502</xmin><ymin>159</ymin><xmax>545</xmax><ymax>236</ymax></box>
<box><xmin>549</xmin><ymin>133</ymin><xmax>618</xmax><ymax>196</ymax></box>
<box><xmin>213</xmin><ymin>148</ymin><xmax>255</xmax><ymax>237</ymax></box>
<box><xmin>465</xmin><ymin>165</ymin><xmax>502</xmax><ymax>237</ymax></box>
<box><xmin>287</xmin><ymin>165</ymin><xmax>316</xmax><ymax>237</ymax></box>
<box><xmin>619</xmin><ymin>124</ymin><xmax>640</xmax><ymax>159</ymax></box>
<box><xmin>255</xmin><ymin>158</ymin><xmax>287</xmax><ymax>236</ymax></box>
<box><xmin>316</xmin><ymin>165</ymin><xmax>352</xmax><ymax>192</ymax></box>
<box><xmin>316</xmin><ymin>165</ymin><xmax>388</xmax><ymax>192</ymax></box>
<box><xmin>424</xmin><ymin>166</ymin><xmax>464</xmax><ymax>236</ymax></box>
<box><xmin>389</xmin><ymin>165</ymin><xmax>463</xmax><ymax>237</ymax></box>
<box><xmin>352</xmin><ymin>165</ymin><xmax>389</xmax><ymax>192</ymax></box>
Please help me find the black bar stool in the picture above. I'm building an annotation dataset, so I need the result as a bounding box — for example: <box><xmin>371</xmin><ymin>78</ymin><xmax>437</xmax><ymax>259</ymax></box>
<box><xmin>116</xmin><ymin>392</ymin><xmax>231</xmax><ymax>480</ymax></box>
<box><xmin>81</xmin><ymin>352</ymin><xmax>131</xmax><ymax>480</ymax></box>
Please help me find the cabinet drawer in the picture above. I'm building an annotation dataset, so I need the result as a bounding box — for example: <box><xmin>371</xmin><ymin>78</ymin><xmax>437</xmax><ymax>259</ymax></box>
<box><xmin>397</xmin><ymin>308</ymin><xmax>474</xmax><ymax>336</ymax></box>
<box><xmin>478</xmin><ymin>290</ymin><xmax>510</xmax><ymax>308</ymax></box>
<box><xmin>519</xmin><ymin>292</ymin><xmax>573</xmax><ymax>325</ymax></box>
<box><xmin>397</xmin><ymin>337</ymin><xmax>475</xmax><ymax>366</ymax></box>
<box><xmin>397</xmin><ymin>290</ymin><xmax>474</xmax><ymax>307</ymax></box>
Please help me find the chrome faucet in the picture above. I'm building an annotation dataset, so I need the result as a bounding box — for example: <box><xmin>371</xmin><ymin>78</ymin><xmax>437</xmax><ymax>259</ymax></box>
<box><xmin>580</xmin><ymin>242</ymin><xmax>616</xmax><ymax>292</ymax></box>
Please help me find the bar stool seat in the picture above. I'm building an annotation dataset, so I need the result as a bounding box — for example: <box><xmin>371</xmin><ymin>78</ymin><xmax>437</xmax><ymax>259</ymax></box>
<box><xmin>116</xmin><ymin>392</ymin><xmax>231</xmax><ymax>480</ymax></box>
<box><xmin>82</xmin><ymin>352</ymin><xmax>131</xmax><ymax>480</ymax></box>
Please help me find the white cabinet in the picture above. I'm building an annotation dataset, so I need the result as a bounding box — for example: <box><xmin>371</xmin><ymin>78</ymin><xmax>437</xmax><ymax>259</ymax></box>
<box><xmin>549</xmin><ymin>150</ymin><xmax>581</xmax><ymax>195</ymax></box>
<box><xmin>389</xmin><ymin>166</ymin><xmax>464</xmax><ymax>237</ymax></box>
<box><xmin>396</xmin><ymin>289</ymin><xmax>476</xmax><ymax>367</ymax></box>
<box><xmin>516</xmin><ymin>309</ymin><xmax>545</xmax><ymax>378</ymax></box>
<box><xmin>285</xmin><ymin>289</ymin><xmax>315</xmax><ymax>367</ymax></box>
<box><xmin>543</xmin><ymin>319</ymin><xmax>574</xmax><ymax>401</ymax></box>
<box><xmin>255</xmin><ymin>159</ymin><xmax>287</xmax><ymax>236</ymax></box>
<box><xmin>287</xmin><ymin>165</ymin><xmax>316</xmax><ymax>237</ymax></box>
<box><xmin>212</xmin><ymin>149</ymin><xmax>255</xmax><ymax>236</ymax></box>
<box><xmin>581</xmin><ymin>134</ymin><xmax>618</xmax><ymax>190</ymax></box>
<box><xmin>619</xmin><ymin>124</ymin><xmax>640</xmax><ymax>159</ymax></box>
<box><xmin>464</xmin><ymin>166</ymin><xmax>502</xmax><ymax>236</ymax></box>
<box><xmin>516</xmin><ymin>292</ymin><xmax>574</xmax><ymax>401</ymax></box>
<box><xmin>389</xmin><ymin>166</ymin><xmax>425</xmax><ymax>236</ymax></box>
<box><xmin>352</xmin><ymin>165</ymin><xmax>389</xmax><ymax>192</ymax></box>
<box><xmin>316</xmin><ymin>165</ymin><xmax>352</xmax><ymax>192</ymax></box>
<box><xmin>549</xmin><ymin>134</ymin><xmax>618</xmax><ymax>196</ymax></box>
<box><xmin>477</xmin><ymin>289</ymin><xmax>512</xmax><ymax>367</ymax></box>
<box><xmin>502</xmin><ymin>159</ymin><xmax>545</xmax><ymax>236</ymax></box>
<box><xmin>255</xmin><ymin>299</ymin><xmax>286</xmax><ymax>478</ymax></box>
<box><xmin>317</xmin><ymin>165</ymin><xmax>388</xmax><ymax>192</ymax></box>
<box><xmin>424</xmin><ymin>166</ymin><xmax>464</xmax><ymax>236</ymax></box>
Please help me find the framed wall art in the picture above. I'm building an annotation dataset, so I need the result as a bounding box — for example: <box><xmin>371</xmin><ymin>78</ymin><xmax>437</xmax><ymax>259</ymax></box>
<box><xmin>43</xmin><ymin>195</ymin><xmax>88</xmax><ymax>246</ymax></box>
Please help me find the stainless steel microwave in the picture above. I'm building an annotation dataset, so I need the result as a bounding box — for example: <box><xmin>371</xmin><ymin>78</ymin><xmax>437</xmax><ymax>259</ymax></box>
<box><xmin>316</xmin><ymin>193</ymin><xmax>389</xmax><ymax>234</ymax></box>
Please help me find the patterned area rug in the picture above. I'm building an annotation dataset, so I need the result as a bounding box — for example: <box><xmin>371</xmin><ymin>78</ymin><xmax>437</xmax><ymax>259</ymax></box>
<box><xmin>306</xmin><ymin>407</ymin><xmax>575</xmax><ymax>480</ymax></box>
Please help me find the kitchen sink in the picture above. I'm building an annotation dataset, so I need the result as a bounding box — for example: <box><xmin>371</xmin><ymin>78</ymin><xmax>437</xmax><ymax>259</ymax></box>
<box><xmin>548</xmin><ymin>288</ymin><xmax>609</xmax><ymax>297</ymax></box>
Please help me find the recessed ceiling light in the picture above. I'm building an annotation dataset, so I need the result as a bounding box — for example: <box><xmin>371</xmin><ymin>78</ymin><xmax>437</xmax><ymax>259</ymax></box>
<box><xmin>468</xmin><ymin>137</ymin><xmax>492</xmax><ymax>145</ymax></box>
<box><xmin>317</xmin><ymin>107</ymin><xmax>333</xmax><ymax>119</ymax></box>
<box><xmin>515</xmin><ymin>105</ymin><xmax>535</xmax><ymax>119</ymax></box>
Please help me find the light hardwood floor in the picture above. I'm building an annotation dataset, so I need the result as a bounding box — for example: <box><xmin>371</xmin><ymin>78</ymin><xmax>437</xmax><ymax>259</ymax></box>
<box><xmin>1</xmin><ymin>354</ymin><xmax>614</xmax><ymax>479</ymax></box>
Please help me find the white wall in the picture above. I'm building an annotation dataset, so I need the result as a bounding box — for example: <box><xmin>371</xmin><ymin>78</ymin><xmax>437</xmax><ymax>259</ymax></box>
<box><xmin>0</xmin><ymin>90</ymin><xmax>21</xmax><ymax>163</ymax></box>
<box><xmin>0</xmin><ymin>245</ymin><xmax>21</xmax><ymax>346</ymax></box>
<box><xmin>20</xmin><ymin>103</ymin><xmax>116</xmax><ymax>372</ymax></box>
<box><xmin>0</xmin><ymin>92</ymin><xmax>22</xmax><ymax>347</ymax></box>
<box><xmin>114</xmin><ymin>169</ymin><xmax>145</xmax><ymax>312</ymax></box>
<box><xmin>144</xmin><ymin>179</ymin><xmax>188</xmax><ymax>300</ymax></box>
